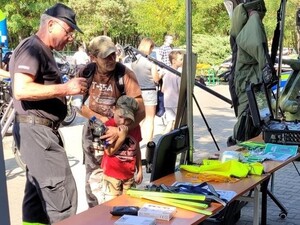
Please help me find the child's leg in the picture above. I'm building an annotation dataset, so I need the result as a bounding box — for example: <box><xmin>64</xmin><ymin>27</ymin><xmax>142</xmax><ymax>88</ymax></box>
<box><xmin>102</xmin><ymin>174</ymin><xmax>122</xmax><ymax>203</ymax></box>
<box><xmin>163</xmin><ymin>107</ymin><xmax>176</xmax><ymax>134</ymax></box>
<box><xmin>122</xmin><ymin>177</ymin><xmax>136</xmax><ymax>192</ymax></box>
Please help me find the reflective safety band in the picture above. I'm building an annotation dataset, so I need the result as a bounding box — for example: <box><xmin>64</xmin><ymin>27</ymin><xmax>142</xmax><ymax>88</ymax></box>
<box><xmin>23</xmin><ymin>222</ymin><xmax>48</xmax><ymax>225</ymax></box>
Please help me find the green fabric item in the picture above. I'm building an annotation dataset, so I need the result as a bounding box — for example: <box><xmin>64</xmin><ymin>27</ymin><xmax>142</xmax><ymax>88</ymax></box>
<box><xmin>238</xmin><ymin>141</ymin><xmax>266</xmax><ymax>150</ymax></box>
<box><xmin>230</xmin><ymin>4</ymin><xmax>248</xmax><ymax>38</ymax></box>
<box><xmin>230</xmin><ymin>2</ymin><xmax>268</xmax><ymax>142</ymax></box>
<box><xmin>248</xmin><ymin>162</ymin><xmax>264</xmax><ymax>175</ymax></box>
<box><xmin>180</xmin><ymin>160</ymin><xmax>264</xmax><ymax>177</ymax></box>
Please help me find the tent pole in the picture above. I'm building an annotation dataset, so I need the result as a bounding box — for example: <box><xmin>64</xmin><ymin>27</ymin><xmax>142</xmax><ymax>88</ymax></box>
<box><xmin>275</xmin><ymin>0</ymin><xmax>287</xmax><ymax>118</ymax></box>
<box><xmin>186</xmin><ymin>0</ymin><xmax>194</xmax><ymax>163</ymax></box>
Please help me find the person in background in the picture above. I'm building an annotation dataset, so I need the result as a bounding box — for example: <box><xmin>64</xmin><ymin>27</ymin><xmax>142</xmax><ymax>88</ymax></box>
<box><xmin>131</xmin><ymin>37</ymin><xmax>160</xmax><ymax>144</ymax></box>
<box><xmin>158</xmin><ymin>34</ymin><xmax>174</xmax><ymax>67</ymax></box>
<box><xmin>0</xmin><ymin>51</ymin><xmax>12</xmax><ymax>78</ymax></box>
<box><xmin>2</xmin><ymin>51</ymin><xmax>12</xmax><ymax>71</ymax></box>
<box><xmin>100</xmin><ymin>95</ymin><xmax>142</xmax><ymax>203</ymax></box>
<box><xmin>73</xmin><ymin>45</ymin><xmax>90</xmax><ymax>70</ymax></box>
<box><xmin>162</xmin><ymin>51</ymin><xmax>183</xmax><ymax>134</ymax></box>
<box><xmin>115</xmin><ymin>43</ymin><xmax>126</xmax><ymax>63</ymax></box>
<box><xmin>157</xmin><ymin>34</ymin><xmax>174</xmax><ymax>107</ymax></box>
<box><xmin>10</xmin><ymin>3</ymin><xmax>86</xmax><ymax>224</ymax></box>
<box><xmin>77</xmin><ymin>35</ymin><xmax>145</xmax><ymax>208</ymax></box>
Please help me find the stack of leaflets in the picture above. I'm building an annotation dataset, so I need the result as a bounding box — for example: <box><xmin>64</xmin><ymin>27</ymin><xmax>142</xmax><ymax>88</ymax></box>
<box><xmin>114</xmin><ymin>215</ymin><xmax>156</xmax><ymax>225</ymax></box>
<box><xmin>243</xmin><ymin>143</ymin><xmax>298</xmax><ymax>162</ymax></box>
<box><xmin>138</xmin><ymin>203</ymin><xmax>176</xmax><ymax>221</ymax></box>
<box><xmin>262</xmin><ymin>143</ymin><xmax>298</xmax><ymax>161</ymax></box>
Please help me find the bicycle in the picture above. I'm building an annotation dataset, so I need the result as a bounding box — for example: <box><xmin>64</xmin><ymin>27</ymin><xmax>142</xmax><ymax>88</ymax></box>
<box><xmin>55</xmin><ymin>51</ymin><xmax>77</xmax><ymax>126</ymax></box>
<box><xmin>0</xmin><ymin>78</ymin><xmax>26</xmax><ymax>171</ymax></box>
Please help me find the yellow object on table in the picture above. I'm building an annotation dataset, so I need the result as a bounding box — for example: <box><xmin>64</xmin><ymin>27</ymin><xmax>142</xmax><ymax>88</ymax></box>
<box><xmin>180</xmin><ymin>160</ymin><xmax>264</xmax><ymax>178</ymax></box>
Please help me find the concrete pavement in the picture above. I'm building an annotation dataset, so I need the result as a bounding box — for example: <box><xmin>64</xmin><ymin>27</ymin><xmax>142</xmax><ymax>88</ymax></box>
<box><xmin>3</xmin><ymin>84</ymin><xmax>300</xmax><ymax>225</ymax></box>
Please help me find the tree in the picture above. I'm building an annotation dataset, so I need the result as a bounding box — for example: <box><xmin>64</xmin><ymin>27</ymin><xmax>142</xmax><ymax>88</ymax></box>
<box><xmin>192</xmin><ymin>0</ymin><xmax>230</xmax><ymax>36</ymax></box>
<box><xmin>1</xmin><ymin>0</ymin><xmax>59</xmax><ymax>49</ymax></box>
<box><xmin>67</xmin><ymin>0</ymin><xmax>138</xmax><ymax>46</ymax></box>
<box><xmin>1</xmin><ymin>0</ymin><xmax>299</xmax><ymax>60</ymax></box>
<box><xmin>131</xmin><ymin>0</ymin><xmax>185</xmax><ymax>46</ymax></box>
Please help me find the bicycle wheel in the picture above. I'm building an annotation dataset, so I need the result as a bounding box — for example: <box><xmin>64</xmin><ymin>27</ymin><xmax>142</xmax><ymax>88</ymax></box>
<box><xmin>12</xmin><ymin>139</ymin><xmax>26</xmax><ymax>171</ymax></box>
<box><xmin>0</xmin><ymin>102</ymin><xmax>14</xmax><ymax>136</ymax></box>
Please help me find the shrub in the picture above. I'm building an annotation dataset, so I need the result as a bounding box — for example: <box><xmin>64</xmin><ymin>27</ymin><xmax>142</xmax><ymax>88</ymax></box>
<box><xmin>192</xmin><ymin>34</ymin><xmax>231</xmax><ymax>66</ymax></box>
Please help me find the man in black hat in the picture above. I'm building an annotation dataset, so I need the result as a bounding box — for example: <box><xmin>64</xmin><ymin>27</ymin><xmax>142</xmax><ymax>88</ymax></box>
<box><xmin>10</xmin><ymin>3</ymin><xmax>86</xmax><ymax>224</ymax></box>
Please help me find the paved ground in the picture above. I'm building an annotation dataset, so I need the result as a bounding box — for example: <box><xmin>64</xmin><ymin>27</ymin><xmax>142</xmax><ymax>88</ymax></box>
<box><xmin>3</xmin><ymin>84</ymin><xmax>300</xmax><ymax>225</ymax></box>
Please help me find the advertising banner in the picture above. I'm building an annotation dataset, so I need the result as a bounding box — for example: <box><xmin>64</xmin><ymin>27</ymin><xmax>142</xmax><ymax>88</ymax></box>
<box><xmin>0</xmin><ymin>10</ymin><xmax>9</xmax><ymax>53</ymax></box>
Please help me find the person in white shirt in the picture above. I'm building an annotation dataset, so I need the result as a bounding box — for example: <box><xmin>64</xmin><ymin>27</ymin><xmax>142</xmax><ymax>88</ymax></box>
<box><xmin>73</xmin><ymin>45</ymin><xmax>90</xmax><ymax>68</ymax></box>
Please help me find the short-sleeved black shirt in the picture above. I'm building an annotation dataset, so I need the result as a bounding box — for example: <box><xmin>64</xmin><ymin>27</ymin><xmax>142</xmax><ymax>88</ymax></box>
<box><xmin>10</xmin><ymin>35</ymin><xmax>67</xmax><ymax>122</ymax></box>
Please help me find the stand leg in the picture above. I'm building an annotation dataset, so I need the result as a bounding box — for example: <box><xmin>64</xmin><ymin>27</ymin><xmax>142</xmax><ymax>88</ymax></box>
<box><xmin>292</xmin><ymin>161</ymin><xmax>300</xmax><ymax>176</ymax></box>
<box><xmin>253</xmin><ymin>186</ymin><xmax>260</xmax><ymax>225</ymax></box>
<box><xmin>261</xmin><ymin>178</ymin><xmax>268</xmax><ymax>225</ymax></box>
<box><xmin>192</xmin><ymin>94</ymin><xmax>220</xmax><ymax>151</ymax></box>
<box><xmin>261</xmin><ymin>175</ymin><xmax>288</xmax><ymax>224</ymax></box>
<box><xmin>267</xmin><ymin>189</ymin><xmax>288</xmax><ymax>219</ymax></box>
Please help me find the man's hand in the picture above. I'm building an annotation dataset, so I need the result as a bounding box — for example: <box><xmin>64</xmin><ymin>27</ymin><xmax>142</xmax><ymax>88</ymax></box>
<box><xmin>65</xmin><ymin>77</ymin><xmax>88</xmax><ymax>95</ymax></box>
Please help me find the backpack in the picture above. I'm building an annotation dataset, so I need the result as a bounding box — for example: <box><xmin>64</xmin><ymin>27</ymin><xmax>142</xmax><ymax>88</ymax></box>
<box><xmin>80</xmin><ymin>62</ymin><xmax>126</xmax><ymax>103</ymax></box>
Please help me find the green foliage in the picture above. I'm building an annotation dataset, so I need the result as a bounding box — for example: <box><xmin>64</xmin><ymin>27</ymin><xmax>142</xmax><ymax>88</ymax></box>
<box><xmin>67</xmin><ymin>0</ymin><xmax>138</xmax><ymax>46</ymax></box>
<box><xmin>193</xmin><ymin>34</ymin><xmax>231</xmax><ymax>65</ymax></box>
<box><xmin>263</xmin><ymin>0</ymin><xmax>299</xmax><ymax>51</ymax></box>
<box><xmin>1</xmin><ymin>0</ymin><xmax>299</xmax><ymax>62</ymax></box>
<box><xmin>192</xmin><ymin>0</ymin><xmax>230</xmax><ymax>36</ymax></box>
<box><xmin>131</xmin><ymin>0</ymin><xmax>185</xmax><ymax>46</ymax></box>
<box><xmin>2</xmin><ymin>0</ymin><xmax>60</xmax><ymax>48</ymax></box>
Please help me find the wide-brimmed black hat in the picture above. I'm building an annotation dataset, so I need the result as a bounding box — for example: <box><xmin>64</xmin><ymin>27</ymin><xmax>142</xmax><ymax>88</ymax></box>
<box><xmin>44</xmin><ymin>3</ymin><xmax>83</xmax><ymax>34</ymax></box>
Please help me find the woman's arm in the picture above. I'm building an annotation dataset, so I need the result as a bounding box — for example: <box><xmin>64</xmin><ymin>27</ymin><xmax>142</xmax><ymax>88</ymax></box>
<box><xmin>151</xmin><ymin>64</ymin><xmax>160</xmax><ymax>83</ymax></box>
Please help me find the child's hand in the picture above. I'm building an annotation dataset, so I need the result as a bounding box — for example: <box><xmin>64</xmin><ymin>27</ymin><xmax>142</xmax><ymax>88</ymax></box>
<box><xmin>118</xmin><ymin>125</ymin><xmax>128</xmax><ymax>139</ymax></box>
<box><xmin>135</xmin><ymin>170</ymin><xmax>143</xmax><ymax>185</ymax></box>
<box><xmin>100</xmin><ymin>126</ymin><xmax>119</xmax><ymax>144</ymax></box>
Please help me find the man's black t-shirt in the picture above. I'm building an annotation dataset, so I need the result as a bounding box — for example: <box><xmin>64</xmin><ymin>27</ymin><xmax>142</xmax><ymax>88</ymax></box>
<box><xmin>10</xmin><ymin>35</ymin><xmax>67</xmax><ymax>122</ymax></box>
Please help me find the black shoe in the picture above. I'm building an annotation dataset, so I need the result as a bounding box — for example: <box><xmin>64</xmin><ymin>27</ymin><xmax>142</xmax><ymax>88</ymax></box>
<box><xmin>227</xmin><ymin>136</ymin><xmax>237</xmax><ymax>147</ymax></box>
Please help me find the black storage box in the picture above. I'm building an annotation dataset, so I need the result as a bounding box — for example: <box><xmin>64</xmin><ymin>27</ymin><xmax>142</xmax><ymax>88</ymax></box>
<box><xmin>246</xmin><ymin>82</ymin><xmax>300</xmax><ymax>145</ymax></box>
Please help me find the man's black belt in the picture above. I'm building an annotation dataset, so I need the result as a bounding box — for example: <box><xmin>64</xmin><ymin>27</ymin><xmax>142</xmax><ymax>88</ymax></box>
<box><xmin>15</xmin><ymin>114</ymin><xmax>60</xmax><ymax>130</ymax></box>
<box><xmin>141</xmin><ymin>88</ymin><xmax>156</xmax><ymax>91</ymax></box>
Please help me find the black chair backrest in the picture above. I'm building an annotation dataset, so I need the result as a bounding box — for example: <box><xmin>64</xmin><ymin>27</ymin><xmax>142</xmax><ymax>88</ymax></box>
<box><xmin>150</xmin><ymin>126</ymin><xmax>189</xmax><ymax>182</ymax></box>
